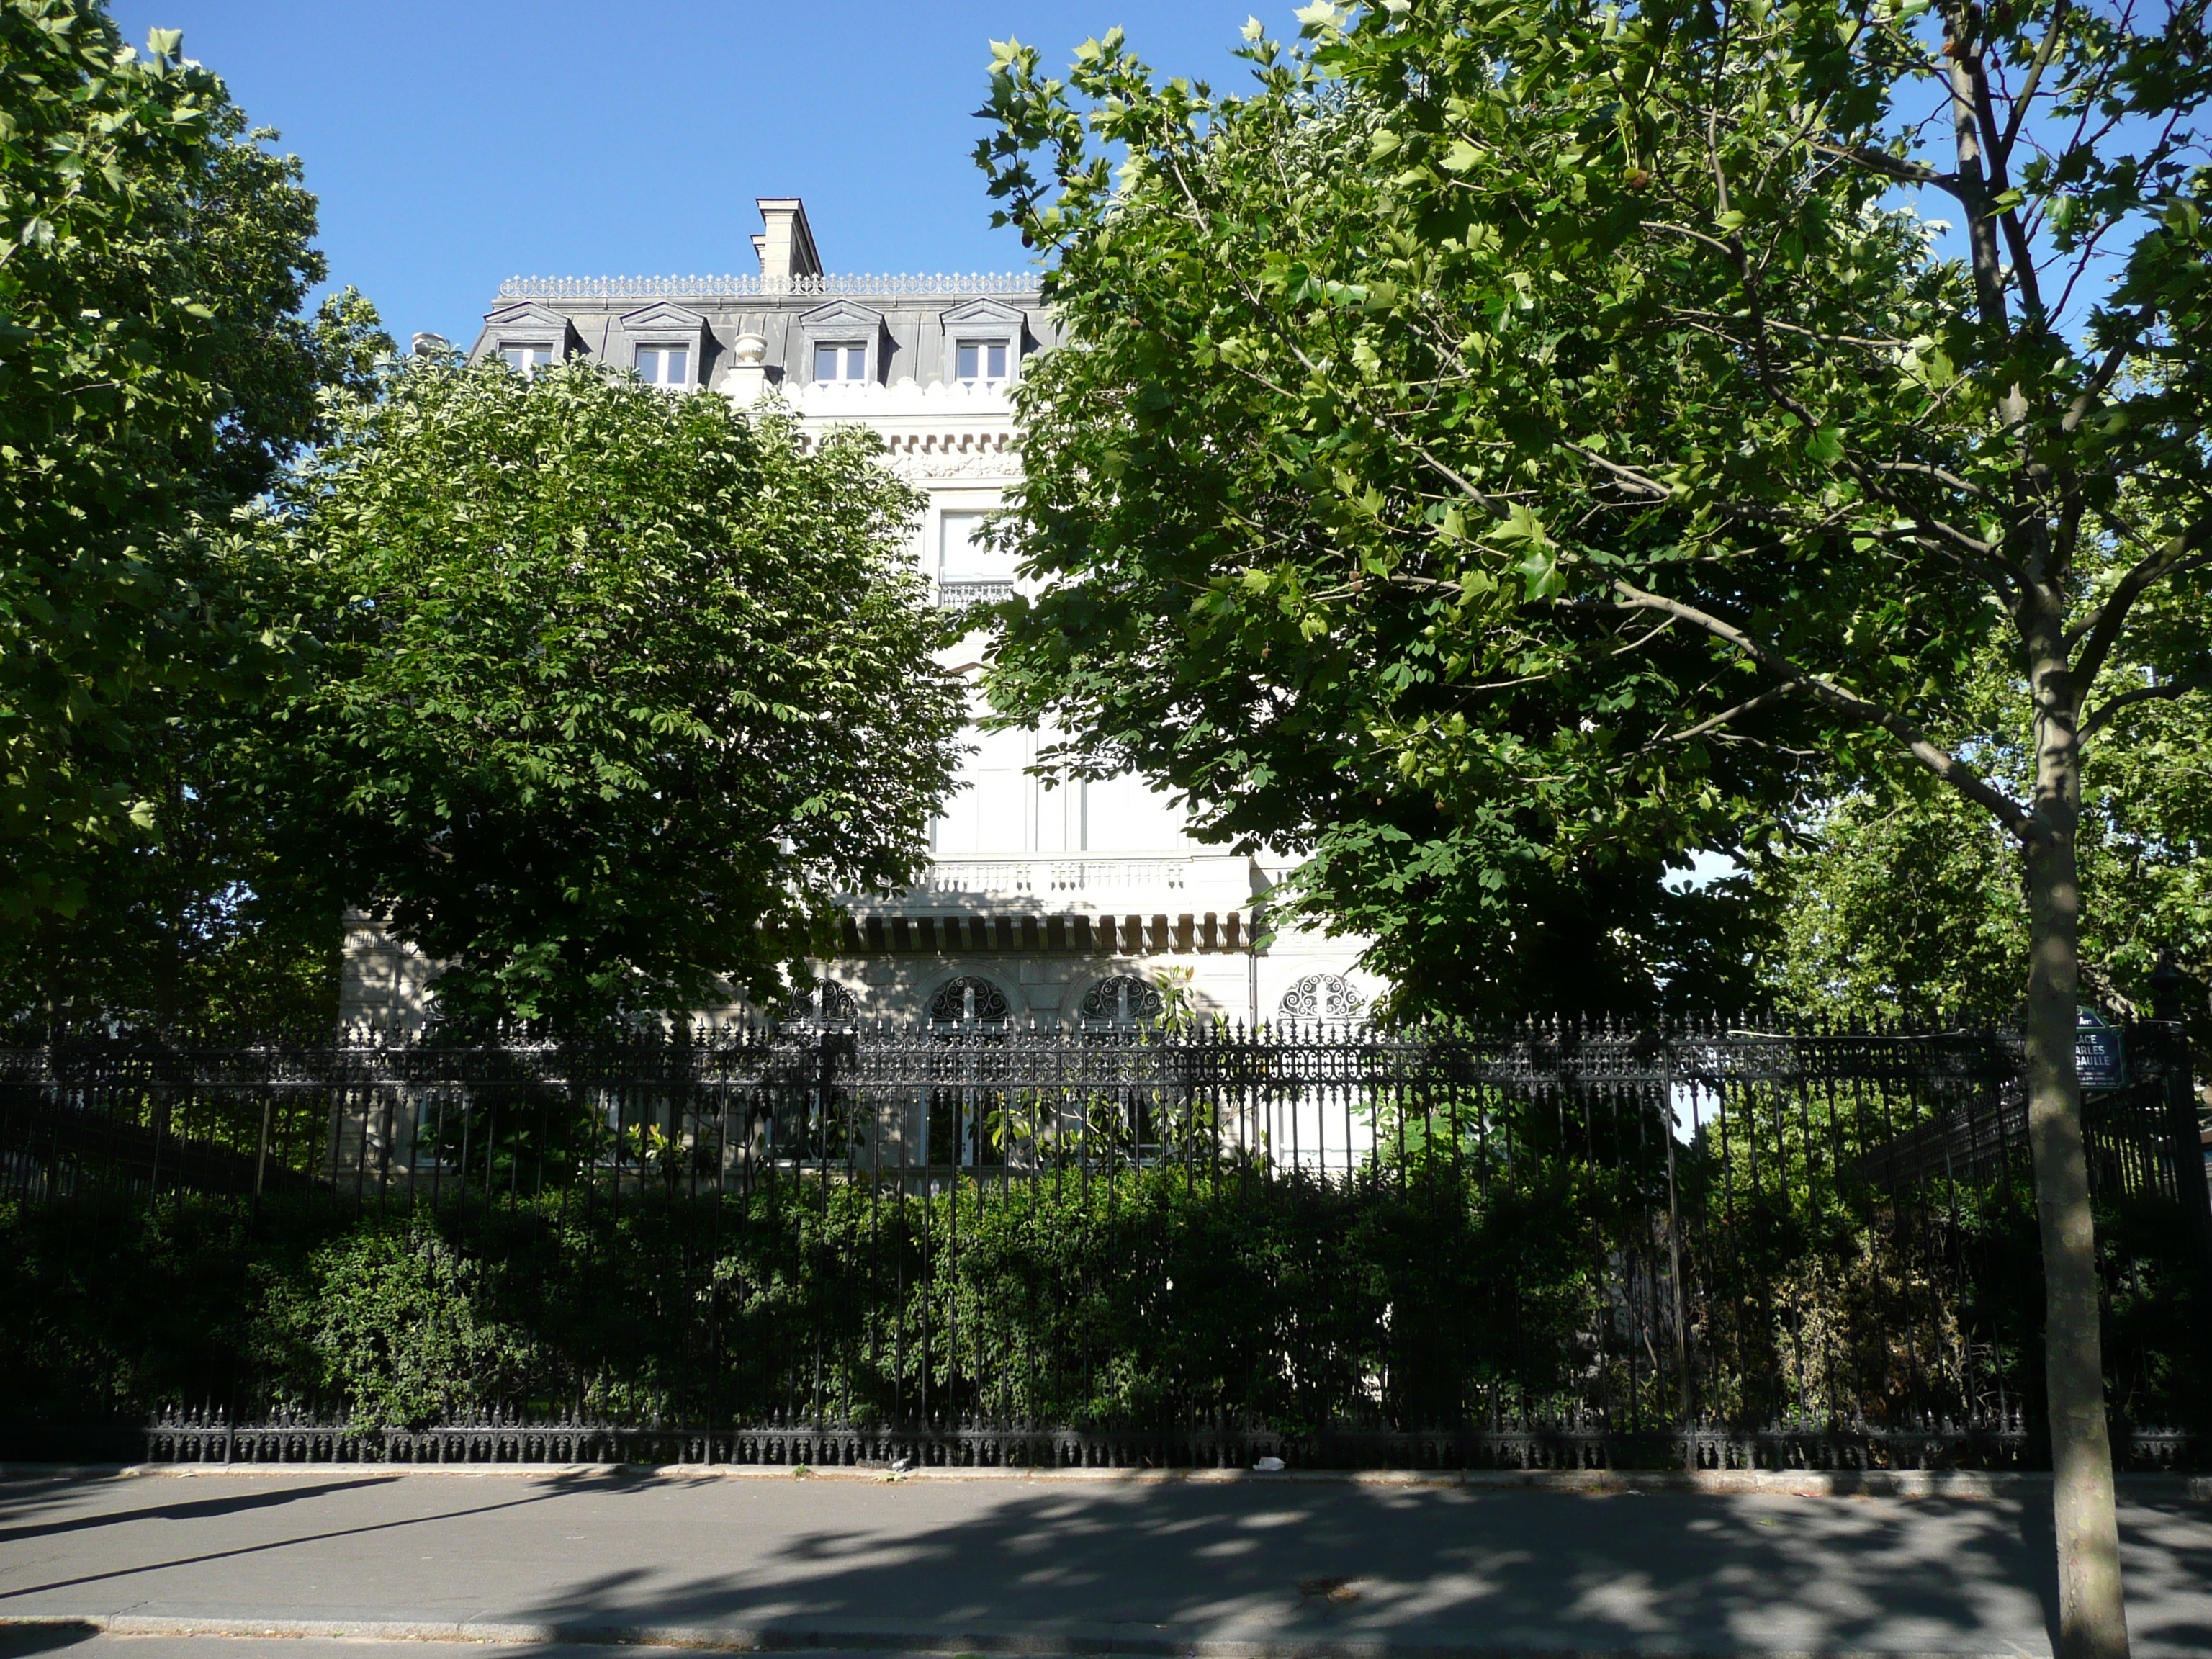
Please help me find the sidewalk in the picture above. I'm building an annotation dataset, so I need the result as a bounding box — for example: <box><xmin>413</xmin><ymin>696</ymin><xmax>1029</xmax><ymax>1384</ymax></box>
<box><xmin>2</xmin><ymin>1467</ymin><xmax>2208</xmax><ymax>1658</ymax></box>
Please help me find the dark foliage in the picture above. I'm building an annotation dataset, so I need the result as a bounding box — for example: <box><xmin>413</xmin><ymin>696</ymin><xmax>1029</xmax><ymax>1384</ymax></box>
<box><xmin>3</xmin><ymin>1174</ymin><xmax>2200</xmax><ymax>1447</ymax></box>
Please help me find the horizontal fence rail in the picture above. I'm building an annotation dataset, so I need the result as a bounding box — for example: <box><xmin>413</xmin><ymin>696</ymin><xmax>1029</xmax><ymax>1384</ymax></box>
<box><xmin>4</xmin><ymin>1015</ymin><xmax>2206</xmax><ymax>1470</ymax></box>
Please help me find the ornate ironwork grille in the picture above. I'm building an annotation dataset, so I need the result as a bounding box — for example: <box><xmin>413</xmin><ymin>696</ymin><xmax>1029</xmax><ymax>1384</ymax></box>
<box><xmin>3</xmin><ymin>1015</ymin><xmax>2205</xmax><ymax>1470</ymax></box>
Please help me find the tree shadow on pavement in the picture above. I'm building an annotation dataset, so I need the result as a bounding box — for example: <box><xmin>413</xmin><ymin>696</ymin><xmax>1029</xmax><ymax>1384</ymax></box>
<box><xmin>502</xmin><ymin>1481</ymin><xmax>2112</xmax><ymax>1656</ymax></box>
<box><xmin>0</xmin><ymin>1473</ymin><xmax>611</xmax><ymax>1603</ymax></box>
<box><xmin>0</xmin><ymin>1621</ymin><xmax>98</xmax><ymax>1658</ymax></box>
<box><xmin>2111</xmin><ymin>1498</ymin><xmax>2212</xmax><ymax>1658</ymax></box>
<box><xmin>0</xmin><ymin>1478</ymin><xmax>397</xmax><ymax>1545</ymax></box>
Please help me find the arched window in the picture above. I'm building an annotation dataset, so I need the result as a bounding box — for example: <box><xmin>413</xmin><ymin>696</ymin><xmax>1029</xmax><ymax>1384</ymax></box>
<box><xmin>787</xmin><ymin>980</ymin><xmax>858</xmax><ymax>1027</ymax></box>
<box><xmin>1075</xmin><ymin>973</ymin><xmax>1167</xmax><ymax>1153</ymax></box>
<box><xmin>928</xmin><ymin>975</ymin><xmax>1010</xmax><ymax>1028</ymax></box>
<box><xmin>765</xmin><ymin>978</ymin><xmax>862</xmax><ymax>1162</ymax></box>
<box><xmin>1277</xmin><ymin>973</ymin><xmax>1367</xmax><ymax>1023</ymax></box>
<box><xmin>925</xmin><ymin>976</ymin><xmax>1012</xmax><ymax>1169</ymax></box>
<box><xmin>1080</xmin><ymin>974</ymin><xmax>1163</xmax><ymax>1028</ymax></box>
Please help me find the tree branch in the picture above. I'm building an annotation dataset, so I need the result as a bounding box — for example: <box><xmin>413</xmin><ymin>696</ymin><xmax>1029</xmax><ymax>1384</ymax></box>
<box><xmin>2069</xmin><ymin>516</ymin><xmax>2212</xmax><ymax>704</ymax></box>
<box><xmin>1565</xmin><ymin>441</ymin><xmax>1669</xmax><ymax>498</ymax></box>
<box><xmin>1660</xmin><ymin>308</ymin><xmax>1915</xmax><ymax>349</ymax></box>
<box><xmin>1598</xmin><ymin>579</ymin><xmax>2033</xmax><ymax>839</ymax></box>
<box><xmin>1660</xmin><ymin>680</ymin><xmax>1797</xmax><ymax>743</ymax></box>
<box><xmin>2061</xmin><ymin>304</ymin><xmax>2157</xmax><ymax>436</ymax></box>
<box><xmin>1871</xmin><ymin>459</ymin><xmax>1991</xmax><ymax>498</ymax></box>
<box><xmin>2080</xmin><ymin>671</ymin><xmax>2212</xmax><ymax>737</ymax></box>
<box><xmin>1804</xmin><ymin>137</ymin><xmax>1953</xmax><ymax>189</ymax></box>
<box><xmin>1996</xmin><ymin>0</ymin><xmax>2070</xmax><ymax>168</ymax></box>
<box><xmin>1964</xmin><ymin>42</ymin><xmax>2051</xmax><ymax>330</ymax></box>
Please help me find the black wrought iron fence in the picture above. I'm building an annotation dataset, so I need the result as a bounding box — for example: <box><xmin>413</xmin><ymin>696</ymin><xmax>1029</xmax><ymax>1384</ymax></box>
<box><xmin>3</xmin><ymin>1015</ymin><xmax>2206</xmax><ymax>1470</ymax></box>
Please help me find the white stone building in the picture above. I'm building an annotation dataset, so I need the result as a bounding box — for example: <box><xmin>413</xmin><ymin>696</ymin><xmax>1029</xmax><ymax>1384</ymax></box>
<box><xmin>341</xmin><ymin>199</ymin><xmax>1380</xmax><ymax>1034</ymax></box>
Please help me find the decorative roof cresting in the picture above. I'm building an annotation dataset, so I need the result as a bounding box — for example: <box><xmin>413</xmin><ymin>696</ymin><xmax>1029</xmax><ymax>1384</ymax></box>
<box><xmin>497</xmin><ymin>273</ymin><xmax>1043</xmax><ymax>301</ymax></box>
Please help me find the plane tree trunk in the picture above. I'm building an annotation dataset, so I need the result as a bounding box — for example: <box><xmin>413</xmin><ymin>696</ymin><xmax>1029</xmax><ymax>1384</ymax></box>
<box><xmin>2020</xmin><ymin>610</ymin><xmax>2130</xmax><ymax>1659</ymax></box>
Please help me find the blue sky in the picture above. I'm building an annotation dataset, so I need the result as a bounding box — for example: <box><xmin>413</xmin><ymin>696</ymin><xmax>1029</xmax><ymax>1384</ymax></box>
<box><xmin>108</xmin><ymin>1</ymin><xmax>1282</xmax><ymax>349</ymax></box>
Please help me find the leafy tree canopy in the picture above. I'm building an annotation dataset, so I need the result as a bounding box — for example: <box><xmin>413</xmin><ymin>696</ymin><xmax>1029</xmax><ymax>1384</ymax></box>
<box><xmin>0</xmin><ymin>1</ymin><xmax>387</xmax><ymax>919</ymax></box>
<box><xmin>980</xmin><ymin>4</ymin><xmax>2211</xmax><ymax>1644</ymax></box>
<box><xmin>260</xmin><ymin>359</ymin><xmax>968</xmax><ymax>1029</ymax></box>
<box><xmin>1758</xmin><ymin>654</ymin><xmax>2212</xmax><ymax>1050</ymax></box>
<box><xmin>972</xmin><ymin>13</ymin><xmax>1875</xmax><ymax>1020</ymax></box>
<box><xmin>976</xmin><ymin>0</ymin><xmax>2210</xmax><ymax>1025</ymax></box>
<box><xmin>0</xmin><ymin>775</ymin><xmax>340</xmax><ymax>1040</ymax></box>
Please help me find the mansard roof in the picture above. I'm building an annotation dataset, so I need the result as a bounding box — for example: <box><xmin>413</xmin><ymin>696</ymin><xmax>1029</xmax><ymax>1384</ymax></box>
<box><xmin>473</xmin><ymin>203</ymin><xmax>1055</xmax><ymax>384</ymax></box>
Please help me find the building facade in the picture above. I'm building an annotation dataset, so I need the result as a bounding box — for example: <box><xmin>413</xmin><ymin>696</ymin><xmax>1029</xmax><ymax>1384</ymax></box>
<box><xmin>341</xmin><ymin>199</ymin><xmax>1380</xmax><ymax>1034</ymax></box>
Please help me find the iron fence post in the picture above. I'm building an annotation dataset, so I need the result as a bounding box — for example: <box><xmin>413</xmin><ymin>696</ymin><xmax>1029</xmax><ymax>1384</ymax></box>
<box><xmin>2146</xmin><ymin>953</ymin><xmax>2212</xmax><ymax>1278</ymax></box>
<box><xmin>1660</xmin><ymin>1028</ymin><xmax>1694</xmax><ymax>1431</ymax></box>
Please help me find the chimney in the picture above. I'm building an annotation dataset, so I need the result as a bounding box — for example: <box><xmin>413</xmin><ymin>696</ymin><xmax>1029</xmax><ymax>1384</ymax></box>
<box><xmin>752</xmin><ymin>198</ymin><xmax>822</xmax><ymax>287</ymax></box>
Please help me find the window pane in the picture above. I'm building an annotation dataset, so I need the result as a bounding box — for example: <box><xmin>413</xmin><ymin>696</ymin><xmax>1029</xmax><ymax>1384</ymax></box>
<box><xmin>815</xmin><ymin>343</ymin><xmax>838</xmax><ymax>382</ymax></box>
<box><xmin>500</xmin><ymin>348</ymin><xmax>525</xmax><ymax>371</ymax></box>
<box><xmin>666</xmin><ymin>349</ymin><xmax>688</xmax><ymax>384</ymax></box>
<box><xmin>940</xmin><ymin>511</ymin><xmax>1018</xmax><ymax>579</ymax></box>
<box><xmin>637</xmin><ymin>348</ymin><xmax>660</xmax><ymax>382</ymax></box>
<box><xmin>845</xmin><ymin>346</ymin><xmax>865</xmax><ymax>381</ymax></box>
<box><xmin>987</xmin><ymin>342</ymin><xmax>1007</xmax><ymax>379</ymax></box>
<box><xmin>530</xmin><ymin>346</ymin><xmax>554</xmax><ymax>367</ymax></box>
<box><xmin>956</xmin><ymin>343</ymin><xmax>979</xmax><ymax>380</ymax></box>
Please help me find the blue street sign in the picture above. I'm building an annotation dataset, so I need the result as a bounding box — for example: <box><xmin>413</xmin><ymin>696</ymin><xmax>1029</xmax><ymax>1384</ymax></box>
<box><xmin>2076</xmin><ymin>1006</ymin><xmax>2126</xmax><ymax>1091</ymax></box>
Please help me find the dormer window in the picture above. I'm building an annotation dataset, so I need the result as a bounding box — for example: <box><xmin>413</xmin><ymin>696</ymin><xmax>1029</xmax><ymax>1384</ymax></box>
<box><xmin>954</xmin><ymin>341</ymin><xmax>1008</xmax><ymax>385</ymax></box>
<box><xmin>797</xmin><ymin>301</ymin><xmax>886</xmax><ymax>389</ymax></box>
<box><xmin>611</xmin><ymin>302</ymin><xmax>709</xmax><ymax>394</ymax></box>
<box><xmin>814</xmin><ymin>342</ymin><xmax>868</xmax><ymax>384</ymax></box>
<box><xmin>938</xmin><ymin>300</ymin><xmax>1024</xmax><ymax>390</ymax></box>
<box><xmin>637</xmin><ymin>344</ymin><xmax>691</xmax><ymax>387</ymax></box>
<box><xmin>481</xmin><ymin>301</ymin><xmax>581</xmax><ymax>376</ymax></box>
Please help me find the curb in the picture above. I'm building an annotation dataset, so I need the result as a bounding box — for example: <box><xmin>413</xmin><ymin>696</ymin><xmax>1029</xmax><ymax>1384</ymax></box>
<box><xmin>0</xmin><ymin>1612</ymin><xmax>2043</xmax><ymax>1659</ymax></box>
<box><xmin>4</xmin><ymin>1461</ymin><xmax>2208</xmax><ymax>1499</ymax></box>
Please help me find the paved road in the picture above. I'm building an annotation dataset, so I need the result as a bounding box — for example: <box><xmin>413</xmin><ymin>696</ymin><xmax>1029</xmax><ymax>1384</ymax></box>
<box><xmin>0</xmin><ymin>1635</ymin><xmax>876</xmax><ymax>1659</ymax></box>
<box><xmin>1</xmin><ymin>1471</ymin><xmax>2208</xmax><ymax>1657</ymax></box>
<box><xmin>1</xmin><ymin>1638</ymin><xmax>782</xmax><ymax>1659</ymax></box>
<box><xmin>0</xmin><ymin>1636</ymin><xmax>886</xmax><ymax>1659</ymax></box>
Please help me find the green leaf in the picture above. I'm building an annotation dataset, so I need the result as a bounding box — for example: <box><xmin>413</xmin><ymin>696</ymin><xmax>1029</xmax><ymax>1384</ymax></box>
<box><xmin>1485</xmin><ymin>502</ymin><xmax>1548</xmax><ymax>550</ymax></box>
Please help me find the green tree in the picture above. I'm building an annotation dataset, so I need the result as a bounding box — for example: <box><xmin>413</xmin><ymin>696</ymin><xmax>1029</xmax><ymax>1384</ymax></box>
<box><xmin>975</xmin><ymin>42</ymin><xmax>1799</xmax><ymax>1021</ymax></box>
<box><xmin>0</xmin><ymin>2</ymin><xmax>386</xmax><ymax>921</ymax></box>
<box><xmin>262</xmin><ymin>357</ymin><xmax>967</xmax><ymax>1028</ymax></box>
<box><xmin>1761</xmin><ymin>661</ymin><xmax>2212</xmax><ymax>1056</ymax></box>
<box><xmin>0</xmin><ymin>776</ymin><xmax>340</xmax><ymax>1038</ymax></box>
<box><xmin>979</xmin><ymin>4</ymin><xmax>2212</xmax><ymax>1650</ymax></box>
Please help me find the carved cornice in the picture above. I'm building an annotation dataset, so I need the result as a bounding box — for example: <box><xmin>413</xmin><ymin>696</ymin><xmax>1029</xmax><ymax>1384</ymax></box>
<box><xmin>800</xmin><ymin>427</ymin><xmax>1019</xmax><ymax>480</ymax></box>
<box><xmin>884</xmin><ymin>450</ymin><xmax>1019</xmax><ymax>482</ymax></box>
<box><xmin>881</xmin><ymin>429</ymin><xmax>1014</xmax><ymax>455</ymax></box>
